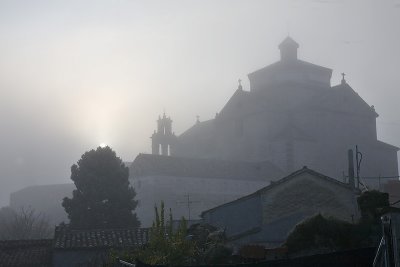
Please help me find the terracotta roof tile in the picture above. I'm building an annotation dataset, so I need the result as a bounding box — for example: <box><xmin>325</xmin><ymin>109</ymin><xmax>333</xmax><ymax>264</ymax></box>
<box><xmin>0</xmin><ymin>239</ymin><xmax>52</xmax><ymax>267</ymax></box>
<box><xmin>53</xmin><ymin>226</ymin><xmax>149</xmax><ymax>249</ymax></box>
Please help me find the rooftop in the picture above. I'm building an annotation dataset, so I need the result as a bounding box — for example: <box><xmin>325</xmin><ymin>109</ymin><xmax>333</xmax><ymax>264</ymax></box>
<box><xmin>0</xmin><ymin>239</ymin><xmax>53</xmax><ymax>267</ymax></box>
<box><xmin>54</xmin><ymin>226</ymin><xmax>149</xmax><ymax>250</ymax></box>
<box><xmin>201</xmin><ymin>166</ymin><xmax>356</xmax><ymax>216</ymax></box>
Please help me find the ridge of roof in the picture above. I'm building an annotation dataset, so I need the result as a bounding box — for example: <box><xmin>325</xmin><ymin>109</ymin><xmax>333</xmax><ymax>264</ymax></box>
<box><xmin>178</xmin><ymin>118</ymin><xmax>215</xmax><ymax>139</ymax></box>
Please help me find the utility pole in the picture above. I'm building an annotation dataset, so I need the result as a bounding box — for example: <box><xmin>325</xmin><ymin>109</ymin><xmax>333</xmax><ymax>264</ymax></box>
<box><xmin>177</xmin><ymin>194</ymin><xmax>200</xmax><ymax>221</ymax></box>
<box><xmin>348</xmin><ymin>149</ymin><xmax>355</xmax><ymax>188</ymax></box>
<box><xmin>356</xmin><ymin>145</ymin><xmax>363</xmax><ymax>189</ymax></box>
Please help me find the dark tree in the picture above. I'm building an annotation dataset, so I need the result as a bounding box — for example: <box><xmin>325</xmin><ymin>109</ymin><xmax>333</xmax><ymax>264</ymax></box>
<box><xmin>62</xmin><ymin>146</ymin><xmax>140</xmax><ymax>229</ymax></box>
<box><xmin>357</xmin><ymin>190</ymin><xmax>390</xmax><ymax>224</ymax></box>
<box><xmin>285</xmin><ymin>191</ymin><xmax>393</xmax><ymax>253</ymax></box>
<box><xmin>285</xmin><ymin>214</ymin><xmax>360</xmax><ymax>253</ymax></box>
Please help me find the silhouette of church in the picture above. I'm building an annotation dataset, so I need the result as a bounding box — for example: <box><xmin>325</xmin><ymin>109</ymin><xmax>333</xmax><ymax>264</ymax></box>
<box><xmin>129</xmin><ymin>37</ymin><xmax>399</xmax><ymax>226</ymax></box>
<box><xmin>160</xmin><ymin>37</ymin><xmax>398</xmax><ymax>186</ymax></box>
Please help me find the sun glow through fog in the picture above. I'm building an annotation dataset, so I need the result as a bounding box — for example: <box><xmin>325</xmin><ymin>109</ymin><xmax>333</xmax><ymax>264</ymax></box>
<box><xmin>99</xmin><ymin>143</ymin><xmax>107</xmax><ymax>148</ymax></box>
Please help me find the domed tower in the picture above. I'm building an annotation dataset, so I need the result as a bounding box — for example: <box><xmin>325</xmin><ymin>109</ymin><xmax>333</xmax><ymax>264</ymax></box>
<box><xmin>151</xmin><ymin>113</ymin><xmax>177</xmax><ymax>156</ymax></box>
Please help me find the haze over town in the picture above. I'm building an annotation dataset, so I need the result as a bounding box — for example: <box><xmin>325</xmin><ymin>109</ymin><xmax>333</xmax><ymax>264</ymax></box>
<box><xmin>0</xmin><ymin>0</ymin><xmax>399</xmax><ymax>207</ymax></box>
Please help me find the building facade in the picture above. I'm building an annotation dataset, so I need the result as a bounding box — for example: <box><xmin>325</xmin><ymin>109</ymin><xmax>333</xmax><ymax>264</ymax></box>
<box><xmin>130</xmin><ymin>37</ymin><xmax>399</xmax><ymax>226</ymax></box>
<box><xmin>171</xmin><ymin>37</ymin><xmax>398</xmax><ymax>188</ymax></box>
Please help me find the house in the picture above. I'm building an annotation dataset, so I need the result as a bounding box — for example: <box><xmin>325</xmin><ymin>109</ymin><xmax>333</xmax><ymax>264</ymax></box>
<box><xmin>201</xmin><ymin>166</ymin><xmax>360</xmax><ymax>248</ymax></box>
<box><xmin>0</xmin><ymin>226</ymin><xmax>149</xmax><ymax>267</ymax></box>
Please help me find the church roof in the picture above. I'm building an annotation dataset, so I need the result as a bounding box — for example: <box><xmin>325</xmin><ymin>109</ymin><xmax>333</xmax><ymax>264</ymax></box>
<box><xmin>248</xmin><ymin>37</ymin><xmax>332</xmax><ymax>89</ymax></box>
<box><xmin>278</xmin><ymin>36</ymin><xmax>299</xmax><ymax>49</ymax></box>
<box><xmin>130</xmin><ymin>154</ymin><xmax>284</xmax><ymax>181</ymax></box>
<box><xmin>178</xmin><ymin>119</ymin><xmax>215</xmax><ymax>140</ymax></box>
<box><xmin>201</xmin><ymin>166</ymin><xmax>356</xmax><ymax>216</ymax></box>
<box><xmin>248</xmin><ymin>59</ymin><xmax>332</xmax><ymax>80</ymax></box>
<box><xmin>308</xmin><ymin>81</ymin><xmax>378</xmax><ymax>117</ymax></box>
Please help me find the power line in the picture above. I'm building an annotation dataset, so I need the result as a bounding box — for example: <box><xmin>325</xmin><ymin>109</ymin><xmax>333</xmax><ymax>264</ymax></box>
<box><xmin>359</xmin><ymin>175</ymin><xmax>400</xmax><ymax>179</ymax></box>
<box><xmin>343</xmin><ymin>175</ymin><xmax>400</xmax><ymax>179</ymax></box>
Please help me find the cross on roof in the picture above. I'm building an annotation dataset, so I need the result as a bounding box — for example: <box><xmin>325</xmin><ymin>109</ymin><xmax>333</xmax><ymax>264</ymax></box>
<box><xmin>238</xmin><ymin>78</ymin><xmax>243</xmax><ymax>90</ymax></box>
<box><xmin>341</xmin><ymin>72</ymin><xmax>347</xmax><ymax>84</ymax></box>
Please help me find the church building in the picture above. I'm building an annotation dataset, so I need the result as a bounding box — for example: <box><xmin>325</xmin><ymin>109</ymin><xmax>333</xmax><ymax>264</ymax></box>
<box><xmin>172</xmin><ymin>37</ymin><xmax>398</xmax><ymax>188</ymax></box>
<box><xmin>130</xmin><ymin>37</ymin><xmax>399</xmax><ymax>226</ymax></box>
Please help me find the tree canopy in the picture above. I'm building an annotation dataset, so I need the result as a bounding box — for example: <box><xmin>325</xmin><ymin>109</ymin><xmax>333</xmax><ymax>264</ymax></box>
<box><xmin>357</xmin><ymin>190</ymin><xmax>390</xmax><ymax>224</ymax></box>
<box><xmin>285</xmin><ymin>190</ymin><xmax>391</xmax><ymax>253</ymax></box>
<box><xmin>62</xmin><ymin>146</ymin><xmax>140</xmax><ymax>229</ymax></box>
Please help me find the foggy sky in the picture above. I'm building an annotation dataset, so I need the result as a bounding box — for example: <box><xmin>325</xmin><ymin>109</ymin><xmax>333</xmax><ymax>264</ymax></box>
<box><xmin>0</xmin><ymin>0</ymin><xmax>399</xmax><ymax>206</ymax></box>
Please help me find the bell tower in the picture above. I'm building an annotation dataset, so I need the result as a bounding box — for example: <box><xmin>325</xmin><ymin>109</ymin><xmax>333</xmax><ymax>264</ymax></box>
<box><xmin>151</xmin><ymin>113</ymin><xmax>176</xmax><ymax>156</ymax></box>
<box><xmin>278</xmin><ymin>36</ymin><xmax>299</xmax><ymax>62</ymax></box>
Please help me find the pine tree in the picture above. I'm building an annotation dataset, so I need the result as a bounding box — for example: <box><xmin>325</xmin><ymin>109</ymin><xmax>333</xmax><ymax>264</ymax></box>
<box><xmin>62</xmin><ymin>146</ymin><xmax>140</xmax><ymax>229</ymax></box>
